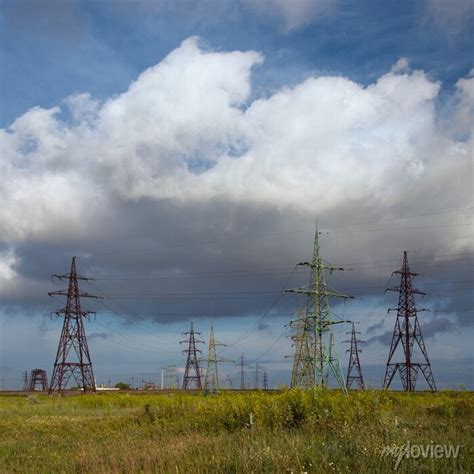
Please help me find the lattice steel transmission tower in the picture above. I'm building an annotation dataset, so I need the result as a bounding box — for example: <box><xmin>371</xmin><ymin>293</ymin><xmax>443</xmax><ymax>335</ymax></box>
<box><xmin>22</xmin><ymin>371</ymin><xmax>30</xmax><ymax>391</ymax></box>
<box><xmin>181</xmin><ymin>322</ymin><xmax>204</xmax><ymax>389</ymax></box>
<box><xmin>225</xmin><ymin>374</ymin><xmax>233</xmax><ymax>389</ymax></box>
<box><xmin>253</xmin><ymin>363</ymin><xmax>264</xmax><ymax>389</ymax></box>
<box><xmin>286</xmin><ymin>309</ymin><xmax>313</xmax><ymax>388</ymax></box>
<box><xmin>49</xmin><ymin>257</ymin><xmax>99</xmax><ymax>394</ymax></box>
<box><xmin>29</xmin><ymin>369</ymin><xmax>48</xmax><ymax>391</ymax></box>
<box><xmin>263</xmin><ymin>369</ymin><xmax>269</xmax><ymax>390</ymax></box>
<box><xmin>383</xmin><ymin>252</ymin><xmax>436</xmax><ymax>392</ymax></box>
<box><xmin>343</xmin><ymin>322</ymin><xmax>366</xmax><ymax>390</ymax></box>
<box><xmin>238</xmin><ymin>353</ymin><xmax>246</xmax><ymax>389</ymax></box>
<box><xmin>204</xmin><ymin>322</ymin><xmax>232</xmax><ymax>393</ymax></box>
<box><xmin>285</xmin><ymin>223</ymin><xmax>351</xmax><ymax>391</ymax></box>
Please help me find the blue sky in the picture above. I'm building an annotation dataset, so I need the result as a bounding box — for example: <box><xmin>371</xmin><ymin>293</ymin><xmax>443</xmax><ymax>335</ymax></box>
<box><xmin>1</xmin><ymin>0</ymin><xmax>472</xmax><ymax>127</ymax></box>
<box><xmin>0</xmin><ymin>0</ymin><xmax>473</xmax><ymax>390</ymax></box>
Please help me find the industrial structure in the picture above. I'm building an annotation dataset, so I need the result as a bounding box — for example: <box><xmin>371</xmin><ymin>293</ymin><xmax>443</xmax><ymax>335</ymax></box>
<box><xmin>48</xmin><ymin>257</ymin><xmax>99</xmax><ymax>394</ymax></box>
<box><xmin>28</xmin><ymin>369</ymin><xmax>48</xmax><ymax>391</ymax></box>
<box><xmin>166</xmin><ymin>365</ymin><xmax>177</xmax><ymax>389</ymax></box>
<box><xmin>383</xmin><ymin>252</ymin><xmax>436</xmax><ymax>392</ymax></box>
<box><xmin>285</xmin><ymin>224</ymin><xmax>352</xmax><ymax>391</ymax></box>
<box><xmin>344</xmin><ymin>322</ymin><xmax>366</xmax><ymax>389</ymax></box>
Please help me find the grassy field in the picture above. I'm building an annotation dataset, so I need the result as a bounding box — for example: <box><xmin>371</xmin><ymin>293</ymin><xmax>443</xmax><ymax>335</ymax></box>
<box><xmin>0</xmin><ymin>389</ymin><xmax>472</xmax><ymax>473</ymax></box>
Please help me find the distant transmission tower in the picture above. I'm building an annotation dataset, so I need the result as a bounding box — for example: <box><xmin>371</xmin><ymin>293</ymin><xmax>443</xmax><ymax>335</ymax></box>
<box><xmin>343</xmin><ymin>322</ymin><xmax>366</xmax><ymax>389</ymax></box>
<box><xmin>225</xmin><ymin>374</ymin><xmax>233</xmax><ymax>389</ymax></box>
<box><xmin>383</xmin><ymin>252</ymin><xmax>436</xmax><ymax>392</ymax></box>
<box><xmin>49</xmin><ymin>257</ymin><xmax>99</xmax><ymax>394</ymax></box>
<box><xmin>29</xmin><ymin>369</ymin><xmax>48</xmax><ymax>391</ymax></box>
<box><xmin>181</xmin><ymin>322</ymin><xmax>204</xmax><ymax>389</ymax></box>
<box><xmin>238</xmin><ymin>353</ymin><xmax>245</xmax><ymax>389</ymax></box>
<box><xmin>263</xmin><ymin>369</ymin><xmax>269</xmax><ymax>390</ymax></box>
<box><xmin>285</xmin><ymin>223</ymin><xmax>351</xmax><ymax>391</ymax></box>
<box><xmin>253</xmin><ymin>363</ymin><xmax>263</xmax><ymax>389</ymax></box>
<box><xmin>204</xmin><ymin>322</ymin><xmax>232</xmax><ymax>393</ymax></box>
<box><xmin>22</xmin><ymin>370</ymin><xmax>30</xmax><ymax>391</ymax></box>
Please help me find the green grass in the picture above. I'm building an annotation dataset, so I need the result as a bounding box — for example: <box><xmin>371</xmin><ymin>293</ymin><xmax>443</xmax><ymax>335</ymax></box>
<box><xmin>0</xmin><ymin>389</ymin><xmax>472</xmax><ymax>473</ymax></box>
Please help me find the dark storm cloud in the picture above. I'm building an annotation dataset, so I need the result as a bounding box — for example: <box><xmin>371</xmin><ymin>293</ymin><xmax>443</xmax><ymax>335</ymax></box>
<box><xmin>3</xmin><ymin>194</ymin><xmax>472</xmax><ymax>332</ymax></box>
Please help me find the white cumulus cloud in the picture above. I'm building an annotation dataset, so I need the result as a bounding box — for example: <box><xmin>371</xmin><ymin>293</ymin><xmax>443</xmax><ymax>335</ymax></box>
<box><xmin>1</xmin><ymin>39</ymin><xmax>472</xmax><ymax>248</ymax></box>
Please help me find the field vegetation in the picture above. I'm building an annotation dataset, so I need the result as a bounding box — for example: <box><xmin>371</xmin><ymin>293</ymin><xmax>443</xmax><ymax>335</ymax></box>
<box><xmin>0</xmin><ymin>389</ymin><xmax>472</xmax><ymax>473</ymax></box>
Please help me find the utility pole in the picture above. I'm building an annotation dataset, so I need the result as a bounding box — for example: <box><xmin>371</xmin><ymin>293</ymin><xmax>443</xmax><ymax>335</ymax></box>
<box><xmin>48</xmin><ymin>257</ymin><xmax>100</xmax><ymax>394</ymax></box>
<box><xmin>383</xmin><ymin>252</ymin><xmax>436</xmax><ymax>392</ymax></box>
<box><xmin>238</xmin><ymin>353</ymin><xmax>245</xmax><ymax>390</ymax></box>
<box><xmin>285</xmin><ymin>222</ymin><xmax>352</xmax><ymax>391</ymax></box>
<box><xmin>343</xmin><ymin>322</ymin><xmax>366</xmax><ymax>389</ymax></box>
<box><xmin>204</xmin><ymin>322</ymin><xmax>233</xmax><ymax>394</ymax></box>
<box><xmin>181</xmin><ymin>322</ymin><xmax>204</xmax><ymax>389</ymax></box>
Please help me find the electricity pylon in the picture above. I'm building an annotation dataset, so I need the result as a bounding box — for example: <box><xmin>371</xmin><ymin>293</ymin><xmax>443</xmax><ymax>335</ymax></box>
<box><xmin>286</xmin><ymin>309</ymin><xmax>313</xmax><ymax>387</ymax></box>
<box><xmin>225</xmin><ymin>374</ymin><xmax>233</xmax><ymax>389</ymax></box>
<box><xmin>204</xmin><ymin>322</ymin><xmax>233</xmax><ymax>393</ymax></box>
<box><xmin>49</xmin><ymin>257</ymin><xmax>99</xmax><ymax>394</ymax></box>
<box><xmin>285</xmin><ymin>222</ymin><xmax>352</xmax><ymax>392</ymax></box>
<box><xmin>383</xmin><ymin>252</ymin><xmax>436</xmax><ymax>392</ymax></box>
<box><xmin>253</xmin><ymin>363</ymin><xmax>264</xmax><ymax>389</ymax></box>
<box><xmin>343</xmin><ymin>322</ymin><xmax>366</xmax><ymax>389</ymax></box>
<box><xmin>238</xmin><ymin>353</ymin><xmax>245</xmax><ymax>389</ymax></box>
<box><xmin>181</xmin><ymin>322</ymin><xmax>204</xmax><ymax>389</ymax></box>
<box><xmin>263</xmin><ymin>369</ymin><xmax>269</xmax><ymax>390</ymax></box>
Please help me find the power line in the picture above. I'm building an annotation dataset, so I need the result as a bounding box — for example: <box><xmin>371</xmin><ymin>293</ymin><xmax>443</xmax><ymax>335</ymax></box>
<box><xmin>88</xmin><ymin>284</ymin><xmax>472</xmax><ymax>301</ymax></box>
<box><xmin>226</xmin><ymin>266</ymin><xmax>298</xmax><ymax>347</ymax></box>
<box><xmin>88</xmin><ymin>252</ymin><xmax>474</xmax><ymax>280</ymax></box>
<box><xmin>251</xmin><ymin>328</ymin><xmax>289</xmax><ymax>363</ymax></box>
<box><xmin>93</xmin><ymin>297</ymin><xmax>176</xmax><ymax>345</ymax></box>
<box><xmin>93</xmin><ymin>279</ymin><xmax>474</xmax><ymax>297</ymax></box>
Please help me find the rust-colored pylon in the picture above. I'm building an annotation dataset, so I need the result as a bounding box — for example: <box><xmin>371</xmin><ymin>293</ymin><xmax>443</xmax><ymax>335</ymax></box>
<box><xmin>49</xmin><ymin>257</ymin><xmax>99</xmax><ymax>394</ymax></box>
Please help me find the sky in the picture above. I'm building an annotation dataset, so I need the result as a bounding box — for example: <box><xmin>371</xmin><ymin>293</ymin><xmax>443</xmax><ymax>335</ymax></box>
<box><xmin>0</xmin><ymin>0</ymin><xmax>473</xmax><ymax>390</ymax></box>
